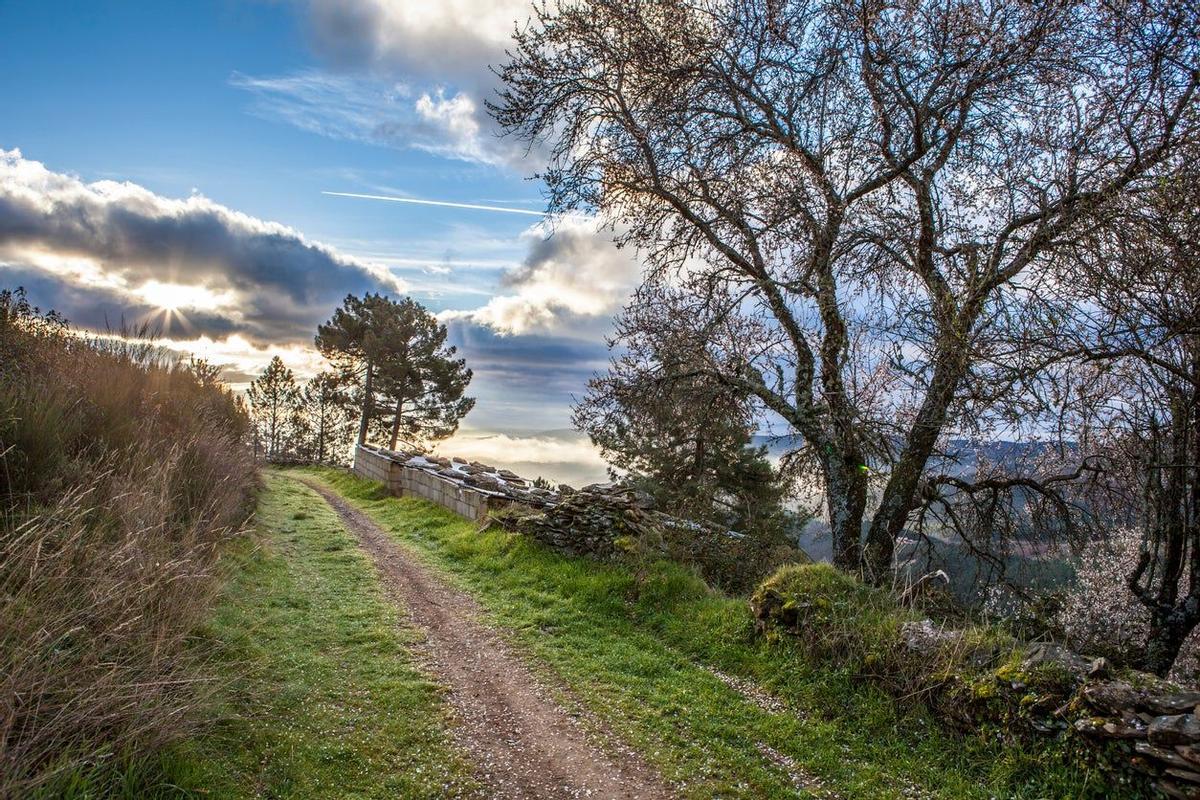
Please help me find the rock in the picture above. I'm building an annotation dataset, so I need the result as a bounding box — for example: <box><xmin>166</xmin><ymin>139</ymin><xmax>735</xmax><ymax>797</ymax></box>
<box><xmin>1137</xmin><ymin>741</ymin><xmax>1195</xmax><ymax>769</ymax></box>
<box><xmin>898</xmin><ymin>619</ymin><xmax>965</xmax><ymax>654</ymax></box>
<box><xmin>1176</xmin><ymin>745</ymin><xmax>1200</xmax><ymax>768</ymax></box>
<box><xmin>1021</xmin><ymin>642</ymin><xmax>1091</xmax><ymax>676</ymax></box>
<box><xmin>1074</xmin><ymin>711</ymin><xmax>1146</xmax><ymax>740</ymax></box>
<box><xmin>1146</xmin><ymin>693</ymin><xmax>1200</xmax><ymax>716</ymax></box>
<box><xmin>1150</xmin><ymin>715</ymin><xmax>1200</xmax><ymax>747</ymax></box>
<box><xmin>1158</xmin><ymin>778</ymin><xmax>1200</xmax><ymax>799</ymax></box>
<box><xmin>1082</xmin><ymin>681</ymin><xmax>1142</xmax><ymax>716</ymax></box>
<box><xmin>629</xmin><ymin>489</ymin><xmax>656</xmax><ymax>510</ymax></box>
<box><xmin>1105</xmin><ymin>719</ymin><xmax>1150</xmax><ymax>739</ymax></box>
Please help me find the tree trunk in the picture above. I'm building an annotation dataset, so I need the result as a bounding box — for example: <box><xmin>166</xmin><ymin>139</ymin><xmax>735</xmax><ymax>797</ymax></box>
<box><xmin>356</xmin><ymin>362</ymin><xmax>374</xmax><ymax>446</ymax></box>
<box><xmin>389</xmin><ymin>399</ymin><xmax>404</xmax><ymax>450</ymax></box>
<box><xmin>316</xmin><ymin>405</ymin><xmax>326</xmax><ymax>463</ymax></box>
<box><xmin>862</xmin><ymin>341</ymin><xmax>970</xmax><ymax>583</ymax></box>
<box><xmin>1141</xmin><ymin>606</ymin><xmax>1199</xmax><ymax>677</ymax></box>
<box><xmin>826</xmin><ymin>452</ymin><xmax>868</xmax><ymax>571</ymax></box>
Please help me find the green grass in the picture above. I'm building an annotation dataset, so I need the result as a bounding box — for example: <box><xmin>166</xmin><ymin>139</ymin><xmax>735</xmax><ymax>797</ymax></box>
<box><xmin>293</xmin><ymin>466</ymin><xmax>1093</xmax><ymax>800</ymax></box>
<box><xmin>104</xmin><ymin>471</ymin><xmax>478</xmax><ymax>799</ymax></box>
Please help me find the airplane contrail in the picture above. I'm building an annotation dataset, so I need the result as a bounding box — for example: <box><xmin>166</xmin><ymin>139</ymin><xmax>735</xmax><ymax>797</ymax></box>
<box><xmin>322</xmin><ymin>190</ymin><xmax>552</xmax><ymax>217</ymax></box>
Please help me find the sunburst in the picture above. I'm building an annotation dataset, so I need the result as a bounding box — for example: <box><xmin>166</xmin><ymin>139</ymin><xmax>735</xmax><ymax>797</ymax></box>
<box><xmin>135</xmin><ymin>281</ymin><xmax>233</xmax><ymax>334</ymax></box>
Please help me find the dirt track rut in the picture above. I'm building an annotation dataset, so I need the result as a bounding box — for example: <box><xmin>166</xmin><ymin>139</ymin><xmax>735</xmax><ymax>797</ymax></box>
<box><xmin>296</xmin><ymin>477</ymin><xmax>672</xmax><ymax>800</ymax></box>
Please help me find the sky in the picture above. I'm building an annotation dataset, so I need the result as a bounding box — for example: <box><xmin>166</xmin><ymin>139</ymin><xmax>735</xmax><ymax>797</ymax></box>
<box><xmin>0</xmin><ymin>0</ymin><xmax>636</xmax><ymax>484</ymax></box>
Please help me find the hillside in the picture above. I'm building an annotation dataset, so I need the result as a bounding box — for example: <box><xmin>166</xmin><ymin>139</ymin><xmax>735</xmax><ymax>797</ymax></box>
<box><xmin>127</xmin><ymin>467</ymin><xmax>1093</xmax><ymax>800</ymax></box>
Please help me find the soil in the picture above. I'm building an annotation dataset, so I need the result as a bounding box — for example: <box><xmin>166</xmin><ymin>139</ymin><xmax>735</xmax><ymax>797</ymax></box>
<box><xmin>298</xmin><ymin>478</ymin><xmax>673</xmax><ymax>800</ymax></box>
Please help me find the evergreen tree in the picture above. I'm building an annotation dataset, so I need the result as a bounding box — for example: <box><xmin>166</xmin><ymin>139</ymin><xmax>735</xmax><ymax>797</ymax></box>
<box><xmin>301</xmin><ymin>370</ymin><xmax>353</xmax><ymax>464</ymax></box>
<box><xmin>246</xmin><ymin>356</ymin><xmax>300</xmax><ymax>459</ymax></box>
<box><xmin>574</xmin><ymin>308</ymin><xmax>788</xmax><ymax>537</ymax></box>
<box><xmin>316</xmin><ymin>294</ymin><xmax>474</xmax><ymax>450</ymax></box>
<box><xmin>315</xmin><ymin>293</ymin><xmax>381</xmax><ymax>446</ymax></box>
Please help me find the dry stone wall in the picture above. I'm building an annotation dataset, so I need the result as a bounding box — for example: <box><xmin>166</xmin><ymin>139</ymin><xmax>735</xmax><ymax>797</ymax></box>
<box><xmin>351</xmin><ymin>445</ymin><xmax>738</xmax><ymax>560</ymax></box>
<box><xmin>352</xmin><ymin>444</ymin><xmax>566</xmax><ymax>521</ymax></box>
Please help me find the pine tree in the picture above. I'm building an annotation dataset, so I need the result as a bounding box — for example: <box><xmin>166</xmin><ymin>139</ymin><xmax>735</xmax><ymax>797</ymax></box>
<box><xmin>246</xmin><ymin>356</ymin><xmax>300</xmax><ymax>459</ymax></box>
<box><xmin>301</xmin><ymin>371</ymin><xmax>352</xmax><ymax>464</ymax></box>
<box><xmin>316</xmin><ymin>294</ymin><xmax>474</xmax><ymax>450</ymax></box>
<box><xmin>574</xmin><ymin>313</ymin><xmax>788</xmax><ymax>537</ymax></box>
<box><xmin>315</xmin><ymin>294</ymin><xmax>381</xmax><ymax>446</ymax></box>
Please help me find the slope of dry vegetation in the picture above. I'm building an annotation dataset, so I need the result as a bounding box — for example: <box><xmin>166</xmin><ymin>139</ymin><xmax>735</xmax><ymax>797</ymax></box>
<box><xmin>0</xmin><ymin>289</ymin><xmax>256</xmax><ymax>796</ymax></box>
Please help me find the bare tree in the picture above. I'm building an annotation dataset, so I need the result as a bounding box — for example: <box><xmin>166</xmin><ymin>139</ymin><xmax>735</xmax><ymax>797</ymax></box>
<box><xmin>495</xmin><ymin>0</ymin><xmax>1199</xmax><ymax>578</ymax></box>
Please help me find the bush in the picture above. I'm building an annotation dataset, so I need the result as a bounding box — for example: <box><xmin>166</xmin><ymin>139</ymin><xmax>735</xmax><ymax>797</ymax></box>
<box><xmin>0</xmin><ymin>289</ymin><xmax>256</xmax><ymax>795</ymax></box>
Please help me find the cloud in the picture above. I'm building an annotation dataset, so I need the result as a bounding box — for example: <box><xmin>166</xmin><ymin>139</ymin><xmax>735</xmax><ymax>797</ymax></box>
<box><xmin>304</xmin><ymin>0</ymin><xmax>528</xmax><ymax>79</ymax></box>
<box><xmin>233</xmin><ymin>0</ymin><xmax>539</xmax><ymax>168</ymax></box>
<box><xmin>0</xmin><ymin>148</ymin><xmax>403</xmax><ymax>344</ymax></box>
<box><xmin>443</xmin><ymin>218</ymin><xmax>642</xmax><ymax>336</ymax></box>
<box><xmin>232</xmin><ymin>70</ymin><xmax>527</xmax><ymax>166</ymax></box>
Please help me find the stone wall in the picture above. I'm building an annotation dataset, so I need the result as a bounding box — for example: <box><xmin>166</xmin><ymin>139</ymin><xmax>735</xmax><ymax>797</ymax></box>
<box><xmin>352</xmin><ymin>445</ymin><xmax>751</xmax><ymax>567</ymax></box>
<box><xmin>352</xmin><ymin>444</ymin><xmax>538</xmax><ymax>521</ymax></box>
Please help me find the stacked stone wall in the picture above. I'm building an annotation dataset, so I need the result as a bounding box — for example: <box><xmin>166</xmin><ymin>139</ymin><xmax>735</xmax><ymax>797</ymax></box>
<box><xmin>352</xmin><ymin>444</ymin><xmax>503</xmax><ymax>521</ymax></box>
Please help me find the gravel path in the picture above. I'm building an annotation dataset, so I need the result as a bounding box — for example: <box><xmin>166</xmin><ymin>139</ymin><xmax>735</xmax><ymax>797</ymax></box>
<box><xmin>297</xmin><ymin>477</ymin><xmax>673</xmax><ymax>800</ymax></box>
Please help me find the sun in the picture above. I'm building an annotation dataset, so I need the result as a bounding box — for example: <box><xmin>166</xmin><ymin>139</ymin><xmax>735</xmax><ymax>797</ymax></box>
<box><xmin>136</xmin><ymin>281</ymin><xmax>232</xmax><ymax>313</ymax></box>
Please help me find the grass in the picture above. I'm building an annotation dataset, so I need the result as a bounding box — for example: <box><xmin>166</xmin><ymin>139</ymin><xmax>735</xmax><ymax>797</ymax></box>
<box><xmin>123</xmin><ymin>472</ymin><xmax>478</xmax><ymax>799</ymax></box>
<box><xmin>2</xmin><ymin>289</ymin><xmax>256</xmax><ymax>796</ymax></box>
<box><xmin>293</xmin><ymin>466</ymin><xmax>1093</xmax><ymax>800</ymax></box>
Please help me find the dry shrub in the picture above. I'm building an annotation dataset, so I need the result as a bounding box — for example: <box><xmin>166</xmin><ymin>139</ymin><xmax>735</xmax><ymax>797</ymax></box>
<box><xmin>0</xmin><ymin>289</ymin><xmax>255</xmax><ymax>795</ymax></box>
<box><xmin>658</xmin><ymin>522</ymin><xmax>806</xmax><ymax>596</ymax></box>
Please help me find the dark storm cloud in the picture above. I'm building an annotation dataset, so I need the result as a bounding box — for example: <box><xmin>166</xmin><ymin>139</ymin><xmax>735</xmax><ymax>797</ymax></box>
<box><xmin>445</xmin><ymin>318</ymin><xmax>611</xmax><ymax>430</ymax></box>
<box><xmin>0</xmin><ymin>148</ymin><xmax>403</xmax><ymax>344</ymax></box>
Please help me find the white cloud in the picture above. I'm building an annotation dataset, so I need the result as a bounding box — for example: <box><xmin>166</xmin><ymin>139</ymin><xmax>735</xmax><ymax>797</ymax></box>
<box><xmin>441</xmin><ymin>218</ymin><xmax>642</xmax><ymax>336</ymax></box>
<box><xmin>0</xmin><ymin>148</ymin><xmax>404</xmax><ymax>344</ymax></box>
<box><xmin>304</xmin><ymin>0</ymin><xmax>529</xmax><ymax>79</ymax></box>
<box><xmin>232</xmin><ymin>69</ymin><xmax>530</xmax><ymax>167</ymax></box>
<box><xmin>413</xmin><ymin>90</ymin><xmax>489</xmax><ymax>163</ymax></box>
<box><xmin>435</xmin><ymin>432</ymin><xmax>606</xmax><ymax>469</ymax></box>
<box><xmin>433</xmin><ymin>430</ymin><xmax>610</xmax><ymax>486</ymax></box>
<box><xmin>232</xmin><ymin>0</ymin><xmax>543</xmax><ymax>169</ymax></box>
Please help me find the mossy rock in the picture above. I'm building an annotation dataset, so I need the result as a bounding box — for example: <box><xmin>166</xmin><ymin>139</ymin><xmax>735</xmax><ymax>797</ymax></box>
<box><xmin>751</xmin><ymin>564</ymin><xmax>876</xmax><ymax>627</ymax></box>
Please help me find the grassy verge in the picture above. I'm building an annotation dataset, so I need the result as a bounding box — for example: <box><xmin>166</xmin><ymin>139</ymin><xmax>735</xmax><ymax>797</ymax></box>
<box><xmin>150</xmin><ymin>471</ymin><xmax>476</xmax><ymax>799</ymax></box>
<box><xmin>296</xmin><ymin>466</ymin><xmax>1093</xmax><ymax>799</ymax></box>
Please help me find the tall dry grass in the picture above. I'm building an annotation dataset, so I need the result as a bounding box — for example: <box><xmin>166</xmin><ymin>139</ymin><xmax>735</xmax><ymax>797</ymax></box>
<box><xmin>0</xmin><ymin>288</ymin><xmax>256</xmax><ymax>796</ymax></box>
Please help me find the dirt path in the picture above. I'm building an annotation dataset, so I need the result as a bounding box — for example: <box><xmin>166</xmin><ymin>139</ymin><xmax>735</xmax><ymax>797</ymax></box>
<box><xmin>296</xmin><ymin>477</ymin><xmax>673</xmax><ymax>800</ymax></box>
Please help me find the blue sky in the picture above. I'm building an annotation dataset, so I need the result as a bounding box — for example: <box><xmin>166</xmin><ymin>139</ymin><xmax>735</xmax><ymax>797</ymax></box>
<box><xmin>0</xmin><ymin>1</ymin><xmax>634</xmax><ymax>482</ymax></box>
